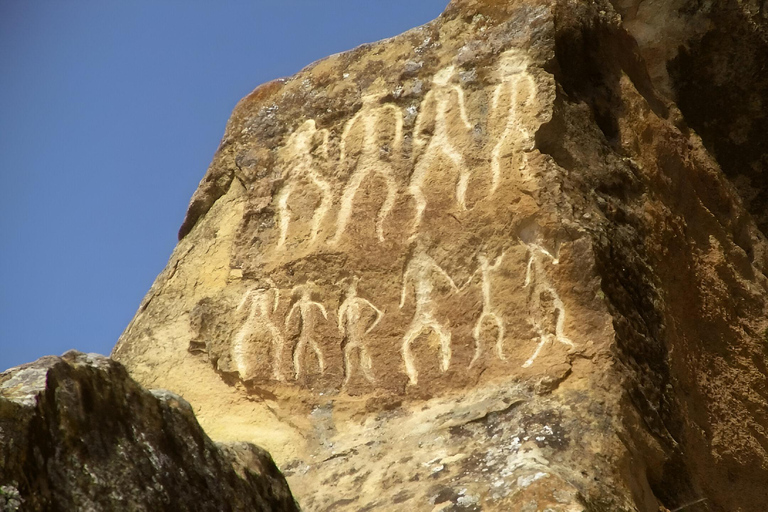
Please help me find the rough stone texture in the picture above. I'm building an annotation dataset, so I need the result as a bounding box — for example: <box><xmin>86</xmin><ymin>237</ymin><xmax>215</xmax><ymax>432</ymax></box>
<box><xmin>0</xmin><ymin>351</ymin><xmax>299</xmax><ymax>512</ymax></box>
<box><xmin>616</xmin><ymin>0</ymin><xmax>768</xmax><ymax>237</ymax></box>
<box><xmin>113</xmin><ymin>0</ymin><xmax>768</xmax><ymax>510</ymax></box>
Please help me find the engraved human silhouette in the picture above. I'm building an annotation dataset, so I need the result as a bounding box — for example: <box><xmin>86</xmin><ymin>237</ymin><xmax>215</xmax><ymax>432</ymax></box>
<box><xmin>399</xmin><ymin>240</ymin><xmax>460</xmax><ymax>385</ymax></box>
<box><xmin>407</xmin><ymin>65</ymin><xmax>474</xmax><ymax>236</ymax></box>
<box><xmin>332</xmin><ymin>93</ymin><xmax>403</xmax><ymax>244</ymax></box>
<box><xmin>275</xmin><ymin>119</ymin><xmax>332</xmax><ymax>249</ymax></box>
<box><xmin>489</xmin><ymin>48</ymin><xmax>538</xmax><ymax>192</ymax></box>
<box><xmin>521</xmin><ymin>242</ymin><xmax>574</xmax><ymax>368</ymax></box>
<box><xmin>464</xmin><ymin>251</ymin><xmax>506</xmax><ymax>367</ymax></box>
<box><xmin>337</xmin><ymin>277</ymin><xmax>384</xmax><ymax>387</ymax></box>
<box><xmin>285</xmin><ymin>284</ymin><xmax>328</xmax><ymax>380</ymax></box>
<box><xmin>231</xmin><ymin>280</ymin><xmax>285</xmax><ymax>382</ymax></box>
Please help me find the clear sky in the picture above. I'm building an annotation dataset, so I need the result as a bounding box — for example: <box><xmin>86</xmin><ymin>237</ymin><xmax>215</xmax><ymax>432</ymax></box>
<box><xmin>0</xmin><ymin>1</ymin><xmax>448</xmax><ymax>371</ymax></box>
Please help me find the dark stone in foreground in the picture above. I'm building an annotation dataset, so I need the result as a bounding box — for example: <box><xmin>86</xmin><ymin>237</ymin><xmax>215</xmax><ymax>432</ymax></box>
<box><xmin>0</xmin><ymin>351</ymin><xmax>299</xmax><ymax>512</ymax></box>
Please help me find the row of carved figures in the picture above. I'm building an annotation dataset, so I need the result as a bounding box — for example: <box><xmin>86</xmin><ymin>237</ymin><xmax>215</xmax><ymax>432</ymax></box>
<box><xmin>274</xmin><ymin>49</ymin><xmax>539</xmax><ymax>248</ymax></box>
<box><xmin>231</xmin><ymin>241</ymin><xmax>575</xmax><ymax>387</ymax></box>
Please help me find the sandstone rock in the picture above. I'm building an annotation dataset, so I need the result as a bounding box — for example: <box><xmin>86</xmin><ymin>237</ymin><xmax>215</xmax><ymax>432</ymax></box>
<box><xmin>0</xmin><ymin>351</ymin><xmax>299</xmax><ymax>511</ymax></box>
<box><xmin>113</xmin><ymin>0</ymin><xmax>768</xmax><ymax>510</ymax></box>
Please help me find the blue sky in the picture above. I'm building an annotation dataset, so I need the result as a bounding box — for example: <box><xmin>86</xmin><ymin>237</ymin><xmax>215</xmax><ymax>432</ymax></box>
<box><xmin>0</xmin><ymin>1</ymin><xmax>448</xmax><ymax>371</ymax></box>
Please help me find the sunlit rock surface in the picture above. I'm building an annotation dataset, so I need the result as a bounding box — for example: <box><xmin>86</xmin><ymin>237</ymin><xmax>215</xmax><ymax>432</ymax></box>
<box><xmin>0</xmin><ymin>351</ymin><xmax>298</xmax><ymax>512</ymax></box>
<box><xmin>113</xmin><ymin>0</ymin><xmax>768</xmax><ymax>510</ymax></box>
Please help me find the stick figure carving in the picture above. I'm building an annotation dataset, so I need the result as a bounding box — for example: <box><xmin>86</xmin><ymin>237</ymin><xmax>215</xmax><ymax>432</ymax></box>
<box><xmin>232</xmin><ymin>279</ymin><xmax>285</xmax><ymax>382</ymax></box>
<box><xmin>522</xmin><ymin>243</ymin><xmax>575</xmax><ymax>368</ymax></box>
<box><xmin>332</xmin><ymin>93</ymin><xmax>403</xmax><ymax>244</ymax></box>
<box><xmin>408</xmin><ymin>65</ymin><xmax>473</xmax><ymax>235</ymax></box>
<box><xmin>275</xmin><ymin>120</ymin><xmax>332</xmax><ymax>249</ymax></box>
<box><xmin>337</xmin><ymin>277</ymin><xmax>384</xmax><ymax>387</ymax></box>
<box><xmin>285</xmin><ymin>284</ymin><xmax>328</xmax><ymax>380</ymax></box>
<box><xmin>465</xmin><ymin>251</ymin><xmax>506</xmax><ymax>367</ymax></box>
<box><xmin>399</xmin><ymin>241</ymin><xmax>460</xmax><ymax>385</ymax></box>
<box><xmin>490</xmin><ymin>49</ymin><xmax>538</xmax><ymax>192</ymax></box>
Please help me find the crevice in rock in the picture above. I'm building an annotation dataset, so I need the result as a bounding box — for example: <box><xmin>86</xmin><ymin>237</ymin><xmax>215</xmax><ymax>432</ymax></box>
<box><xmin>536</xmin><ymin>2</ymin><xmax>700</xmax><ymax>508</ymax></box>
<box><xmin>668</xmin><ymin>0</ymin><xmax>768</xmax><ymax>236</ymax></box>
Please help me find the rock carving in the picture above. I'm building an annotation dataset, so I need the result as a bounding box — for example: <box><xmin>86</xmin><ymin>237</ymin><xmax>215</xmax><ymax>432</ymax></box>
<box><xmin>332</xmin><ymin>93</ymin><xmax>403</xmax><ymax>244</ymax></box>
<box><xmin>232</xmin><ymin>280</ymin><xmax>285</xmax><ymax>382</ymax></box>
<box><xmin>275</xmin><ymin>120</ymin><xmax>333</xmax><ymax>249</ymax></box>
<box><xmin>399</xmin><ymin>241</ymin><xmax>460</xmax><ymax>385</ymax></box>
<box><xmin>408</xmin><ymin>65</ymin><xmax>474</xmax><ymax>235</ymax></box>
<box><xmin>522</xmin><ymin>243</ymin><xmax>575</xmax><ymax>368</ymax></box>
<box><xmin>286</xmin><ymin>284</ymin><xmax>329</xmax><ymax>380</ymax></box>
<box><xmin>337</xmin><ymin>277</ymin><xmax>384</xmax><ymax>387</ymax></box>
<box><xmin>467</xmin><ymin>251</ymin><xmax>506</xmax><ymax>367</ymax></box>
<box><xmin>490</xmin><ymin>49</ymin><xmax>538</xmax><ymax>191</ymax></box>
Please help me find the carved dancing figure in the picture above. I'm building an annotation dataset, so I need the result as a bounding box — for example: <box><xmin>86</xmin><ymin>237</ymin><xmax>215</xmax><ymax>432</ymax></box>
<box><xmin>332</xmin><ymin>93</ymin><xmax>403</xmax><ymax>244</ymax></box>
<box><xmin>232</xmin><ymin>280</ymin><xmax>285</xmax><ymax>381</ymax></box>
<box><xmin>399</xmin><ymin>241</ymin><xmax>460</xmax><ymax>385</ymax></box>
<box><xmin>466</xmin><ymin>251</ymin><xmax>506</xmax><ymax>367</ymax></box>
<box><xmin>275</xmin><ymin>120</ymin><xmax>333</xmax><ymax>248</ymax></box>
<box><xmin>337</xmin><ymin>277</ymin><xmax>384</xmax><ymax>387</ymax></box>
<box><xmin>490</xmin><ymin>48</ymin><xmax>538</xmax><ymax>193</ymax></box>
<box><xmin>285</xmin><ymin>284</ymin><xmax>328</xmax><ymax>380</ymax></box>
<box><xmin>522</xmin><ymin>243</ymin><xmax>574</xmax><ymax>368</ymax></box>
<box><xmin>408</xmin><ymin>65</ymin><xmax>474</xmax><ymax>235</ymax></box>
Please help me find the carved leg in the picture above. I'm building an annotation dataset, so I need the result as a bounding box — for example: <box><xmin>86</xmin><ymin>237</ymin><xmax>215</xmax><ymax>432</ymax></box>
<box><xmin>310</xmin><ymin>175</ymin><xmax>332</xmax><ymax>245</ymax></box>
<box><xmin>493</xmin><ymin>314</ymin><xmax>506</xmax><ymax>362</ymax></box>
<box><xmin>360</xmin><ymin>347</ymin><xmax>375</xmax><ymax>383</ymax></box>
<box><xmin>332</xmin><ymin>169</ymin><xmax>369</xmax><ymax>245</ymax></box>
<box><xmin>407</xmin><ymin>158</ymin><xmax>429</xmax><ymax>237</ymax></box>
<box><xmin>310</xmin><ymin>338</ymin><xmax>325</xmax><ymax>374</ymax></box>
<box><xmin>401</xmin><ymin>322</ymin><xmax>424</xmax><ymax>385</ymax></box>
<box><xmin>431</xmin><ymin>318</ymin><xmax>453</xmax><ymax>373</ymax></box>
<box><xmin>343</xmin><ymin>343</ymin><xmax>355</xmax><ymax>388</ymax></box>
<box><xmin>376</xmin><ymin>169</ymin><xmax>398</xmax><ymax>242</ymax></box>
<box><xmin>523</xmin><ymin>333</ymin><xmax>550</xmax><ymax>368</ymax></box>
<box><xmin>293</xmin><ymin>335</ymin><xmax>306</xmax><ymax>380</ymax></box>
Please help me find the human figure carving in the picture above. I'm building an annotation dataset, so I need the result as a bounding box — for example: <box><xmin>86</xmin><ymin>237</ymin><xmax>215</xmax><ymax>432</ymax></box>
<box><xmin>465</xmin><ymin>251</ymin><xmax>506</xmax><ymax>367</ymax></box>
<box><xmin>408</xmin><ymin>65</ymin><xmax>473</xmax><ymax>235</ymax></box>
<box><xmin>337</xmin><ymin>277</ymin><xmax>384</xmax><ymax>387</ymax></box>
<box><xmin>399</xmin><ymin>241</ymin><xmax>460</xmax><ymax>385</ymax></box>
<box><xmin>332</xmin><ymin>93</ymin><xmax>403</xmax><ymax>244</ymax></box>
<box><xmin>232</xmin><ymin>280</ymin><xmax>285</xmax><ymax>382</ymax></box>
<box><xmin>285</xmin><ymin>284</ymin><xmax>328</xmax><ymax>380</ymax></box>
<box><xmin>490</xmin><ymin>48</ymin><xmax>538</xmax><ymax>193</ymax></box>
<box><xmin>521</xmin><ymin>243</ymin><xmax>574</xmax><ymax>368</ymax></box>
<box><xmin>275</xmin><ymin>120</ymin><xmax>332</xmax><ymax>248</ymax></box>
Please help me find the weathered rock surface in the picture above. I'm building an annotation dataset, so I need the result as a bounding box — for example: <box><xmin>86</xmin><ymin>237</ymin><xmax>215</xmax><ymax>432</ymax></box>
<box><xmin>113</xmin><ymin>0</ymin><xmax>768</xmax><ymax>510</ymax></box>
<box><xmin>0</xmin><ymin>351</ymin><xmax>299</xmax><ymax>512</ymax></box>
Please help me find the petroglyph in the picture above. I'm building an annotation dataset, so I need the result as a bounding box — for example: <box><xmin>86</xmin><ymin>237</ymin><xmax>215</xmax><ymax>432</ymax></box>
<box><xmin>467</xmin><ymin>251</ymin><xmax>506</xmax><ymax>367</ymax></box>
<box><xmin>286</xmin><ymin>284</ymin><xmax>329</xmax><ymax>380</ymax></box>
<box><xmin>408</xmin><ymin>65</ymin><xmax>474</xmax><ymax>235</ymax></box>
<box><xmin>332</xmin><ymin>93</ymin><xmax>403</xmax><ymax>244</ymax></box>
<box><xmin>490</xmin><ymin>49</ymin><xmax>538</xmax><ymax>191</ymax></box>
<box><xmin>399</xmin><ymin>241</ymin><xmax>460</xmax><ymax>385</ymax></box>
<box><xmin>275</xmin><ymin>120</ymin><xmax>333</xmax><ymax>248</ymax></box>
<box><xmin>232</xmin><ymin>280</ymin><xmax>285</xmax><ymax>381</ymax></box>
<box><xmin>337</xmin><ymin>277</ymin><xmax>384</xmax><ymax>387</ymax></box>
<box><xmin>522</xmin><ymin>243</ymin><xmax>575</xmax><ymax>368</ymax></box>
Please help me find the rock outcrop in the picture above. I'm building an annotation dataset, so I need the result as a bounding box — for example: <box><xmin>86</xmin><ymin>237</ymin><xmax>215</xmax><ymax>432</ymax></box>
<box><xmin>113</xmin><ymin>0</ymin><xmax>768</xmax><ymax>510</ymax></box>
<box><xmin>0</xmin><ymin>351</ymin><xmax>299</xmax><ymax>512</ymax></box>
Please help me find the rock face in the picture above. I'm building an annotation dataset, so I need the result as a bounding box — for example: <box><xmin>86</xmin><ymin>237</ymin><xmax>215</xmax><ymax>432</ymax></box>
<box><xmin>113</xmin><ymin>0</ymin><xmax>768</xmax><ymax>510</ymax></box>
<box><xmin>0</xmin><ymin>351</ymin><xmax>299</xmax><ymax>512</ymax></box>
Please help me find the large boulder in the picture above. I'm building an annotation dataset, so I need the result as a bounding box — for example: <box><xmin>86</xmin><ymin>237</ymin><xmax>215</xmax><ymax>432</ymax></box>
<box><xmin>0</xmin><ymin>351</ymin><xmax>299</xmax><ymax>511</ymax></box>
<box><xmin>113</xmin><ymin>0</ymin><xmax>768</xmax><ymax>510</ymax></box>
